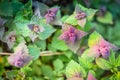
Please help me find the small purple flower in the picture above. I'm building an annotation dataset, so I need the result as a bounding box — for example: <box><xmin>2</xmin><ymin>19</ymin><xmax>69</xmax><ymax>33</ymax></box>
<box><xmin>75</xmin><ymin>12</ymin><xmax>86</xmax><ymax>20</ymax></box>
<box><xmin>59</xmin><ymin>25</ymin><xmax>87</xmax><ymax>53</ymax></box>
<box><xmin>28</xmin><ymin>24</ymin><xmax>44</xmax><ymax>42</ymax></box>
<box><xmin>5</xmin><ymin>31</ymin><xmax>16</xmax><ymax>49</ymax></box>
<box><xmin>8</xmin><ymin>42</ymin><xmax>33</xmax><ymax>68</ymax></box>
<box><xmin>87</xmin><ymin>72</ymin><xmax>96</xmax><ymax>80</ymax></box>
<box><xmin>90</xmin><ymin>38</ymin><xmax>118</xmax><ymax>58</ymax></box>
<box><xmin>59</xmin><ymin>25</ymin><xmax>87</xmax><ymax>44</ymax></box>
<box><xmin>45</xmin><ymin>7</ymin><xmax>59</xmax><ymax>23</ymax></box>
<box><xmin>75</xmin><ymin>5</ymin><xmax>86</xmax><ymax>20</ymax></box>
<box><xmin>75</xmin><ymin>5</ymin><xmax>87</xmax><ymax>28</ymax></box>
<box><xmin>28</xmin><ymin>24</ymin><xmax>44</xmax><ymax>33</ymax></box>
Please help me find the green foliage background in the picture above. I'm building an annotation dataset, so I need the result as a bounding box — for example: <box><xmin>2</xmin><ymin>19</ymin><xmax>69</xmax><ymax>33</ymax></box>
<box><xmin>0</xmin><ymin>0</ymin><xmax>120</xmax><ymax>80</ymax></box>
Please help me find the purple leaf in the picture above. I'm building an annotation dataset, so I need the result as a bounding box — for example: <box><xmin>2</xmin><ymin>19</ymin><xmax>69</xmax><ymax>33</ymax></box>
<box><xmin>29</xmin><ymin>33</ymin><xmax>38</xmax><ymax>42</ymax></box>
<box><xmin>28</xmin><ymin>24</ymin><xmax>44</xmax><ymax>42</ymax></box>
<box><xmin>28</xmin><ymin>24</ymin><xmax>44</xmax><ymax>33</ymax></box>
<box><xmin>59</xmin><ymin>25</ymin><xmax>87</xmax><ymax>44</ymax></box>
<box><xmin>32</xmin><ymin>1</ymin><xmax>49</xmax><ymax>18</ymax></box>
<box><xmin>75</xmin><ymin>5</ymin><xmax>86</xmax><ymax>20</ymax></box>
<box><xmin>75</xmin><ymin>5</ymin><xmax>82</xmax><ymax>14</ymax></box>
<box><xmin>45</xmin><ymin>7</ymin><xmax>59</xmax><ymax>23</ymax></box>
<box><xmin>75</xmin><ymin>5</ymin><xmax>86</xmax><ymax>28</ymax></box>
<box><xmin>0</xmin><ymin>26</ymin><xmax>4</xmax><ymax>40</ymax></box>
<box><xmin>59</xmin><ymin>25</ymin><xmax>87</xmax><ymax>53</ymax></box>
<box><xmin>5</xmin><ymin>31</ymin><xmax>16</xmax><ymax>49</ymax></box>
<box><xmin>75</xmin><ymin>12</ymin><xmax>86</xmax><ymax>20</ymax></box>
<box><xmin>87</xmin><ymin>72</ymin><xmax>96</xmax><ymax>80</ymax></box>
<box><xmin>78</xmin><ymin>18</ymin><xmax>87</xmax><ymax>28</ymax></box>
<box><xmin>0</xmin><ymin>17</ymin><xmax>7</xmax><ymax>40</ymax></box>
<box><xmin>0</xmin><ymin>17</ymin><xmax>7</xmax><ymax>27</ymax></box>
<box><xmin>8</xmin><ymin>42</ymin><xmax>33</xmax><ymax>68</ymax></box>
<box><xmin>89</xmin><ymin>38</ymin><xmax>119</xmax><ymax>58</ymax></box>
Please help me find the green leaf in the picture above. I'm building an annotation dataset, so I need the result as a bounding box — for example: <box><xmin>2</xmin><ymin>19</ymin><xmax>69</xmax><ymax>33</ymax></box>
<box><xmin>109</xmin><ymin>50</ymin><xmax>116</xmax><ymax>66</ymax></box>
<box><xmin>83</xmin><ymin>21</ymin><xmax>92</xmax><ymax>32</ymax></box>
<box><xmin>0</xmin><ymin>77</ymin><xmax>3</xmax><ymax>80</ymax></box>
<box><xmin>16</xmin><ymin>36</ymin><xmax>25</xmax><ymax>43</ymax></box>
<box><xmin>97</xmin><ymin>11</ymin><xmax>113</xmax><ymax>24</ymax></box>
<box><xmin>6</xmin><ymin>70</ymin><xmax>18</xmax><ymax>79</ymax></box>
<box><xmin>61</xmin><ymin>15</ymin><xmax>69</xmax><ymax>22</ymax></box>
<box><xmin>86</xmin><ymin>9</ymin><xmax>97</xmax><ymax>21</ymax></box>
<box><xmin>0</xmin><ymin>1</ymin><xmax>13</xmax><ymax>17</ymax></box>
<box><xmin>53</xmin><ymin>59</ymin><xmax>64</xmax><ymax>71</ymax></box>
<box><xmin>115</xmin><ymin>55</ymin><xmax>120</xmax><ymax>67</ymax></box>
<box><xmin>64</xmin><ymin>50</ymin><xmax>73</xmax><ymax>59</ymax></box>
<box><xmin>65</xmin><ymin>60</ymin><xmax>86</xmax><ymax>78</ymax></box>
<box><xmin>81</xmin><ymin>49</ymin><xmax>95</xmax><ymax>62</ymax></box>
<box><xmin>15</xmin><ymin>21</ymin><xmax>31</xmax><ymax>37</ymax></box>
<box><xmin>64</xmin><ymin>14</ymin><xmax>78</xmax><ymax>26</ymax></box>
<box><xmin>78</xmin><ymin>57</ymin><xmax>93</xmax><ymax>69</ymax></box>
<box><xmin>38</xmin><ymin>23</ymin><xmax>56</xmax><ymax>40</ymax></box>
<box><xmin>88</xmin><ymin>31</ymin><xmax>102</xmax><ymax>47</ymax></box>
<box><xmin>30</xmin><ymin>15</ymin><xmax>40</xmax><ymax>24</ymax></box>
<box><xmin>96</xmin><ymin>58</ymin><xmax>112</xmax><ymax>70</ymax></box>
<box><xmin>0</xmin><ymin>64</ymin><xmax>4</xmax><ymax>75</ymax></box>
<box><xmin>34</xmin><ymin>39</ymin><xmax>46</xmax><ymax>51</ymax></box>
<box><xmin>92</xmin><ymin>22</ymin><xmax>105</xmax><ymax>36</ymax></box>
<box><xmin>12</xmin><ymin>1</ymin><xmax>23</xmax><ymax>15</ymax></box>
<box><xmin>78</xmin><ymin>18</ymin><xmax>86</xmax><ymax>28</ymax></box>
<box><xmin>33</xmin><ymin>1</ymin><xmax>49</xmax><ymax>17</ymax></box>
<box><xmin>47</xmin><ymin>43</ymin><xmax>57</xmax><ymax>52</ymax></box>
<box><xmin>41</xmin><ymin>65</ymin><xmax>54</xmax><ymax>79</ymax></box>
<box><xmin>77</xmin><ymin>4</ymin><xmax>87</xmax><ymax>11</ymax></box>
<box><xmin>18</xmin><ymin>0</ymin><xmax>32</xmax><ymax>19</ymax></box>
<box><xmin>107</xmin><ymin>21</ymin><xmax>120</xmax><ymax>46</ymax></box>
<box><xmin>116</xmin><ymin>72</ymin><xmax>120</xmax><ymax>79</ymax></box>
<box><xmin>76</xmin><ymin>4</ymin><xmax>97</xmax><ymax>21</ymax></box>
<box><xmin>21</xmin><ymin>66</ymin><xmax>32</xmax><ymax>74</ymax></box>
<box><xmin>51</xmin><ymin>31</ymin><xmax>68</xmax><ymax>51</ymax></box>
<box><xmin>13</xmin><ymin>1</ymin><xmax>33</xmax><ymax>37</ymax></box>
<box><xmin>28</xmin><ymin>45</ymin><xmax>40</xmax><ymax>60</ymax></box>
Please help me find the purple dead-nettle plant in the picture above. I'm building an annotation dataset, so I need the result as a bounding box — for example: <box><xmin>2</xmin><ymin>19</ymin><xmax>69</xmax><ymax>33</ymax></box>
<box><xmin>88</xmin><ymin>32</ymin><xmax>119</xmax><ymax>58</ymax></box>
<box><xmin>28</xmin><ymin>24</ymin><xmax>44</xmax><ymax>42</ymax></box>
<box><xmin>45</xmin><ymin>7</ymin><xmax>59</xmax><ymax>23</ymax></box>
<box><xmin>91</xmin><ymin>38</ymin><xmax>118</xmax><ymax>58</ymax></box>
<box><xmin>59</xmin><ymin>24</ymin><xmax>87</xmax><ymax>53</ymax></box>
<box><xmin>8</xmin><ymin>42</ymin><xmax>33</xmax><ymax>68</ymax></box>
<box><xmin>32</xmin><ymin>1</ymin><xmax>49</xmax><ymax>18</ymax></box>
<box><xmin>5</xmin><ymin>31</ymin><xmax>16</xmax><ymax>49</ymax></box>
<box><xmin>75</xmin><ymin>5</ymin><xmax>87</xmax><ymax>28</ymax></box>
<box><xmin>59</xmin><ymin>24</ymin><xmax>87</xmax><ymax>44</ymax></box>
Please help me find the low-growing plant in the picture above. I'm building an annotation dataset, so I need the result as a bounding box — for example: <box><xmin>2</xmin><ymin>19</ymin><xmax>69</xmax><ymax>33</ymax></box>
<box><xmin>0</xmin><ymin>0</ymin><xmax>120</xmax><ymax>80</ymax></box>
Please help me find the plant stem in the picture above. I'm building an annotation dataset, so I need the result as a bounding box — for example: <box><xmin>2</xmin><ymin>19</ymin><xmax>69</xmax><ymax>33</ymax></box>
<box><xmin>0</xmin><ymin>51</ymin><xmax>63</xmax><ymax>56</ymax></box>
<box><xmin>40</xmin><ymin>51</ymin><xmax>63</xmax><ymax>56</ymax></box>
<box><xmin>0</xmin><ymin>52</ymin><xmax>12</xmax><ymax>55</ymax></box>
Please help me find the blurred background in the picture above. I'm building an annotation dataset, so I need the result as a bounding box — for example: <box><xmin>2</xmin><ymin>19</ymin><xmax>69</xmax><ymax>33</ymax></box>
<box><xmin>0</xmin><ymin>0</ymin><xmax>120</xmax><ymax>80</ymax></box>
